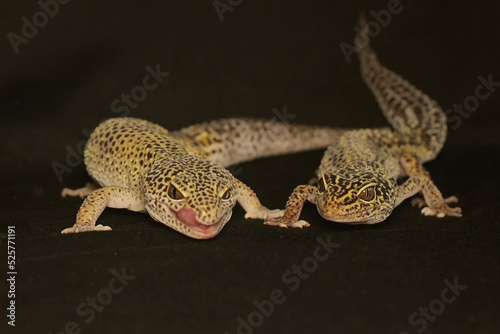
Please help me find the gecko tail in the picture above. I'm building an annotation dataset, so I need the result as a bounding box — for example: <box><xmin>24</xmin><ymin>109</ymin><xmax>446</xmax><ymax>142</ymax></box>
<box><xmin>355</xmin><ymin>16</ymin><xmax>448</xmax><ymax>162</ymax></box>
<box><xmin>171</xmin><ymin>119</ymin><xmax>348</xmax><ymax>168</ymax></box>
<box><xmin>354</xmin><ymin>13</ymin><xmax>371</xmax><ymax>53</ymax></box>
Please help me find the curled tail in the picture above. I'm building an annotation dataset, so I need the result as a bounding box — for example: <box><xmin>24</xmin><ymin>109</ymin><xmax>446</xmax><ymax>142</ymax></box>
<box><xmin>355</xmin><ymin>15</ymin><xmax>447</xmax><ymax>161</ymax></box>
<box><xmin>171</xmin><ymin>118</ymin><xmax>347</xmax><ymax>167</ymax></box>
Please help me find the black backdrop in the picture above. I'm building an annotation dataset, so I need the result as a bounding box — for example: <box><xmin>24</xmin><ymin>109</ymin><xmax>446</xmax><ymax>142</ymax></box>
<box><xmin>2</xmin><ymin>0</ymin><xmax>499</xmax><ymax>333</ymax></box>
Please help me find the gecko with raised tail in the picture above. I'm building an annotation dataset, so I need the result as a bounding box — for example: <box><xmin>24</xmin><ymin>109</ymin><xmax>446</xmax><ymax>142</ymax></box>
<box><xmin>265</xmin><ymin>19</ymin><xmax>462</xmax><ymax>228</ymax></box>
<box><xmin>61</xmin><ymin>118</ymin><xmax>346</xmax><ymax>239</ymax></box>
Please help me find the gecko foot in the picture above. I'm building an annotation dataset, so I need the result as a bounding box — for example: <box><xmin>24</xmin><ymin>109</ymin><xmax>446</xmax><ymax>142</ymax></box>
<box><xmin>264</xmin><ymin>218</ymin><xmax>310</xmax><ymax>228</ymax></box>
<box><xmin>245</xmin><ymin>207</ymin><xmax>284</xmax><ymax>220</ymax></box>
<box><xmin>61</xmin><ymin>182</ymin><xmax>99</xmax><ymax>198</ymax></box>
<box><xmin>61</xmin><ymin>224</ymin><xmax>112</xmax><ymax>234</ymax></box>
<box><xmin>412</xmin><ymin>196</ymin><xmax>461</xmax><ymax>217</ymax></box>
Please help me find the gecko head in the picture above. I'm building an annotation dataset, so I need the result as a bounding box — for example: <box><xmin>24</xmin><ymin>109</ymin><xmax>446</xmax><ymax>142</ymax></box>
<box><xmin>315</xmin><ymin>167</ymin><xmax>397</xmax><ymax>224</ymax></box>
<box><xmin>142</xmin><ymin>157</ymin><xmax>238</xmax><ymax>239</ymax></box>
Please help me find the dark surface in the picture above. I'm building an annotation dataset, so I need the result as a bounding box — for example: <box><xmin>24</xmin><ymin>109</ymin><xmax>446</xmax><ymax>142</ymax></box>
<box><xmin>2</xmin><ymin>0</ymin><xmax>500</xmax><ymax>333</ymax></box>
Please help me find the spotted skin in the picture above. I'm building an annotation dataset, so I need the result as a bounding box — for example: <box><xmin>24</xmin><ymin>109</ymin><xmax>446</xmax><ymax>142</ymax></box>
<box><xmin>171</xmin><ymin>118</ymin><xmax>349</xmax><ymax>167</ymax></box>
<box><xmin>61</xmin><ymin>118</ymin><xmax>346</xmax><ymax>239</ymax></box>
<box><xmin>265</xmin><ymin>18</ymin><xmax>461</xmax><ymax>228</ymax></box>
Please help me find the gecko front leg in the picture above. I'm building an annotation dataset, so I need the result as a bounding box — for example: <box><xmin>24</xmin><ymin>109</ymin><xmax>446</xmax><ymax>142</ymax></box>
<box><xmin>61</xmin><ymin>186</ymin><xmax>145</xmax><ymax>234</ymax></box>
<box><xmin>235</xmin><ymin>178</ymin><xmax>284</xmax><ymax>220</ymax></box>
<box><xmin>264</xmin><ymin>185</ymin><xmax>316</xmax><ymax>228</ymax></box>
<box><xmin>396</xmin><ymin>154</ymin><xmax>462</xmax><ymax>218</ymax></box>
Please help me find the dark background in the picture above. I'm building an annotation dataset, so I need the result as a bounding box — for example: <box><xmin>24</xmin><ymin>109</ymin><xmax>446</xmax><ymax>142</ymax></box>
<box><xmin>1</xmin><ymin>0</ymin><xmax>499</xmax><ymax>333</ymax></box>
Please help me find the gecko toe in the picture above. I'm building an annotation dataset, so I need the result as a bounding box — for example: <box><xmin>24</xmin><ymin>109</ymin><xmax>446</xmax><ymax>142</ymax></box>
<box><xmin>246</xmin><ymin>207</ymin><xmax>284</xmax><ymax>220</ymax></box>
<box><xmin>411</xmin><ymin>197</ymin><xmax>426</xmax><ymax>208</ymax></box>
<box><xmin>448</xmin><ymin>207</ymin><xmax>462</xmax><ymax>217</ymax></box>
<box><xmin>264</xmin><ymin>218</ymin><xmax>310</xmax><ymax>228</ymax></box>
<box><xmin>421</xmin><ymin>207</ymin><xmax>435</xmax><ymax>216</ymax></box>
<box><xmin>420</xmin><ymin>205</ymin><xmax>462</xmax><ymax>218</ymax></box>
<box><xmin>308</xmin><ymin>177</ymin><xmax>319</xmax><ymax>185</ymax></box>
<box><xmin>444</xmin><ymin>196</ymin><xmax>459</xmax><ymax>204</ymax></box>
<box><xmin>61</xmin><ymin>224</ymin><xmax>112</xmax><ymax>234</ymax></box>
<box><xmin>293</xmin><ymin>220</ymin><xmax>311</xmax><ymax>228</ymax></box>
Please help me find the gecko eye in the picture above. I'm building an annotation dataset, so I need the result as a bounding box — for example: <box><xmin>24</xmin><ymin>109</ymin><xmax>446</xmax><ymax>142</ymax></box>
<box><xmin>221</xmin><ymin>189</ymin><xmax>231</xmax><ymax>200</ymax></box>
<box><xmin>358</xmin><ymin>186</ymin><xmax>376</xmax><ymax>202</ymax></box>
<box><xmin>317</xmin><ymin>177</ymin><xmax>326</xmax><ymax>193</ymax></box>
<box><xmin>167</xmin><ymin>184</ymin><xmax>185</xmax><ymax>201</ymax></box>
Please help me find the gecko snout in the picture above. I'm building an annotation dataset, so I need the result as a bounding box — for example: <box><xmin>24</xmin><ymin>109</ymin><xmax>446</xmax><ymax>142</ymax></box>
<box><xmin>175</xmin><ymin>206</ymin><xmax>226</xmax><ymax>239</ymax></box>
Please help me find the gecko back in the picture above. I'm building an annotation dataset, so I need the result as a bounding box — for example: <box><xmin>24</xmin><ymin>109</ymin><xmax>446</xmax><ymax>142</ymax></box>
<box><xmin>84</xmin><ymin>118</ymin><xmax>185</xmax><ymax>189</ymax></box>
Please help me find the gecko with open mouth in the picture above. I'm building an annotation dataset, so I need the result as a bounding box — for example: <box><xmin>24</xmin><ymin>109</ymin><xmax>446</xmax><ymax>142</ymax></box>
<box><xmin>264</xmin><ymin>18</ymin><xmax>462</xmax><ymax>228</ymax></box>
<box><xmin>61</xmin><ymin>117</ymin><xmax>346</xmax><ymax>239</ymax></box>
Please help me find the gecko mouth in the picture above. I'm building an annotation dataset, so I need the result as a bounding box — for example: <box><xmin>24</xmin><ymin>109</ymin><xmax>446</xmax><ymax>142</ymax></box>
<box><xmin>174</xmin><ymin>207</ymin><xmax>225</xmax><ymax>239</ymax></box>
<box><xmin>318</xmin><ymin>208</ymin><xmax>381</xmax><ymax>225</ymax></box>
<box><xmin>148</xmin><ymin>201</ymin><xmax>228</xmax><ymax>239</ymax></box>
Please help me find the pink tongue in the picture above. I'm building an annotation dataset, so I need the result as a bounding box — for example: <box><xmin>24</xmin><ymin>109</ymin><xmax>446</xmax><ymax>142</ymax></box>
<box><xmin>176</xmin><ymin>207</ymin><xmax>203</xmax><ymax>228</ymax></box>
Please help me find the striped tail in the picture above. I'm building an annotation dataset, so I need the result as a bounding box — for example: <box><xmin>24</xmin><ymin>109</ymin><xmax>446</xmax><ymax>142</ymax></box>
<box><xmin>171</xmin><ymin>118</ymin><xmax>348</xmax><ymax>167</ymax></box>
<box><xmin>355</xmin><ymin>15</ymin><xmax>447</xmax><ymax>161</ymax></box>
